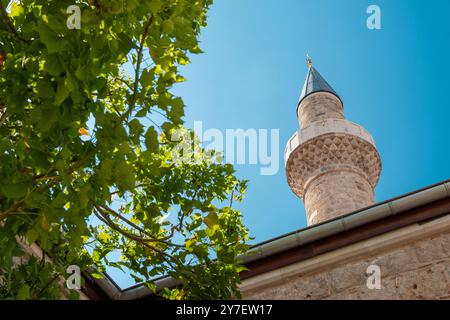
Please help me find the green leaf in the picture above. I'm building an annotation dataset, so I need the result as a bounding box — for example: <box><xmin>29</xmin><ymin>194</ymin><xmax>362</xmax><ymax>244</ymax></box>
<box><xmin>140</xmin><ymin>68</ymin><xmax>154</xmax><ymax>88</ymax></box>
<box><xmin>147</xmin><ymin>0</ymin><xmax>162</xmax><ymax>14</ymax></box>
<box><xmin>135</xmin><ymin>108</ymin><xmax>148</xmax><ymax>118</ymax></box>
<box><xmin>117</xmin><ymin>33</ymin><xmax>134</xmax><ymax>56</ymax></box>
<box><xmin>98</xmin><ymin>232</ymin><xmax>111</xmax><ymax>242</ymax></box>
<box><xmin>162</xmin><ymin>19</ymin><xmax>175</xmax><ymax>34</ymax></box>
<box><xmin>44</xmin><ymin>56</ymin><xmax>64</xmax><ymax>76</ymax></box>
<box><xmin>37</xmin><ymin>21</ymin><xmax>67</xmax><ymax>53</ymax></box>
<box><xmin>115</xmin><ymin>162</ymin><xmax>136</xmax><ymax>191</ymax></box>
<box><xmin>30</xmin><ymin>149</ymin><xmax>50</xmax><ymax>169</ymax></box>
<box><xmin>26</xmin><ymin>228</ymin><xmax>39</xmax><ymax>244</ymax></box>
<box><xmin>1</xmin><ymin>182</ymin><xmax>29</xmax><ymax>199</ymax></box>
<box><xmin>54</xmin><ymin>80</ymin><xmax>70</xmax><ymax>105</ymax></box>
<box><xmin>236</xmin><ymin>265</ymin><xmax>249</xmax><ymax>273</ymax></box>
<box><xmin>145</xmin><ymin>126</ymin><xmax>159</xmax><ymax>152</ymax></box>
<box><xmin>36</xmin><ymin>80</ymin><xmax>55</xmax><ymax>99</ymax></box>
<box><xmin>17</xmin><ymin>285</ymin><xmax>30</xmax><ymax>300</ymax></box>
<box><xmin>168</xmin><ymin>98</ymin><xmax>184</xmax><ymax>123</ymax></box>
<box><xmin>75</xmin><ymin>63</ymin><xmax>90</xmax><ymax>81</ymax></box>
<box><xmin>91</xmin><ymin>273</ymin><xmax>103</xmax><ymax>280</ymax></box>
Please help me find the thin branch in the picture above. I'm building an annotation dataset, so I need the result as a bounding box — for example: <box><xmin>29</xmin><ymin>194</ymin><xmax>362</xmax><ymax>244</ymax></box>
<box><xmin>93</xmin><ymin>207</ymin><xmax>180</xmax><ymax>266</ymax></box>
<box><xmin>0</xmin><ymin>3</ymin><xmax>31</xmax><ymax>45</ymax></box>
<box><xmin>113</xmin><ymin>76</ymin><xmax>134</xmax><ymax>91</ymax></box>
<box><xmin>150</xmin><ymin>108</ymin><xmax>170</xmax><ymax>120</ymax></box>
<box><xmin>229</xmin><ymin>189</ymin><xmax>235</xmax><ymax>209</ymax></box>
<box><xmin>33</xmin><ymin>273</ymin><xmax>60</xmax><ymax>299</ymax></box>
<box><xmin>0</xmin><ymin>109</ymin><xmax>8</xmax><ymax>127</ymax></box>
<box><xmin>121</xmin><ymin>14</ymin><xmax>154</xmax><ymax>122</ymax></box>
<box><xmin>94</xmin><ymin>205</ymin><xmax>181</xmax><ymax>247</ymax></box>
<box><xmin>145</xmin><ymin>115</ymin><xmax>162</xmax><ymax>131</ymax></box>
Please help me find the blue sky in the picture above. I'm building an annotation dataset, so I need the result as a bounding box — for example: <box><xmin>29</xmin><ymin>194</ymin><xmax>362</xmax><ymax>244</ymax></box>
<box><xmin>111</xmin><ymin>0</ymin><xmax>450</xmax><ymax>288</ymax></box>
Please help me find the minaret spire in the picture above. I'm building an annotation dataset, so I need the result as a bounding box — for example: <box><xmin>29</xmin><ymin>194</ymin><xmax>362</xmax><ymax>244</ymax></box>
<box><xmin>285</xmin><ymin>59</ymin><xmax>382</xmax><ymax>225</ymax></box>
<box><xmin>306</xmin><ymin>54</ymin><xmax>313</xmax><ymax>69</ymax></box>
<box><xmin>298</xmin><ymin>59</ymin><xmax>340</xmax><ymax>114</ymax></box>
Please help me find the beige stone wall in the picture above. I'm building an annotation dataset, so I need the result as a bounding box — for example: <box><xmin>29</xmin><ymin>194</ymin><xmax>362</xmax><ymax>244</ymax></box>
<box><xmin>242</xmin><ymin>225</ymin><xmax>450</xmax><ymax>300</ymax></box>
<box><xmin>304</xmin><ymin>170</ymin><xmax>374</xmax><ymax>225</ymax></box>
<box><xmin>298</xmin><ymin>92</ymin><xmax>344</xmax><ymax>128</ymax></box>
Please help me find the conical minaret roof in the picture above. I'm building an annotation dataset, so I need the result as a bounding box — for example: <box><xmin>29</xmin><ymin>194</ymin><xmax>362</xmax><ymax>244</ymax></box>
<box><xmin>298</xmin><ymin>58</ymin><xmax>340</xmax><ymax>106</ymax></box>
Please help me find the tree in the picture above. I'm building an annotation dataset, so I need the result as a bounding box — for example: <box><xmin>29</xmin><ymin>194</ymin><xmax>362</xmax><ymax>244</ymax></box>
<box><xmin>0</xmin><ymin>0</ymin><xmax>249</xmax><ymax>300</ymax></box>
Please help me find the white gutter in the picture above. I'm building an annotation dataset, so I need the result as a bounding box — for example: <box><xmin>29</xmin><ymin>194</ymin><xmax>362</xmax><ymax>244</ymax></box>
<box><xmin>239</xmin><ymin>180</ymin><xmax>450</xmax><ymax>263</ymax></box>
<box><xmin>94</xmin><ymin>180</ymin><xmax>450</xmax><ymax>300</ymax></box>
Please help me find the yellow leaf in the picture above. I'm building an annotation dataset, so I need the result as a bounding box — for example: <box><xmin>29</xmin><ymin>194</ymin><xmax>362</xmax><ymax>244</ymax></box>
<box><xmin>41</xmin><ymin>215</ymin><xmax>50</xmax><ymax>231</ymax></box>
<box><xmin>10</xmin><ymin>2</ymin><xmax>24</xmax><ymax>18</ymax></box>
<box><xmin>78</xmin><ymin>128</ymin><xmax>91</xmax><ymax>136</ymax></box>
<box><xmin>204</xmin><ymin>212</ymin><xmax>219</xmax><ymax>229</ymax></box>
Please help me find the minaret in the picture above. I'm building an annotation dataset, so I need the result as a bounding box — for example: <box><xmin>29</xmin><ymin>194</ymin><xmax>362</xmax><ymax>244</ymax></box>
<box><xmin>285</xmin><ymin>56</ymin><xmax>382</xmax><ymax>225</ymax></box>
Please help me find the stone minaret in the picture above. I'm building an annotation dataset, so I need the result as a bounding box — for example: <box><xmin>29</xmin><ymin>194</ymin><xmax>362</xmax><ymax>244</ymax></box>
<box><xmin>285</xmin><ymin>57</ymin><xmax>382</xmax><ymax>225</ymax></box>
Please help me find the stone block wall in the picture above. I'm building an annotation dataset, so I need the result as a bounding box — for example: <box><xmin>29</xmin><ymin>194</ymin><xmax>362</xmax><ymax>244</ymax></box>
<box><xmin>243</xmin><ymin>232</ymin><xmax>450</xmax><ymax>300</ymax></box>
<box><xmin>297</xmin><ymin>93</ymin><xmax>343</xmax><ymax>128</ymax></box>
<box><xmin>304</xmin><ymin>170</ymin><xmax>374</xmax><ymax>225</ymax></box>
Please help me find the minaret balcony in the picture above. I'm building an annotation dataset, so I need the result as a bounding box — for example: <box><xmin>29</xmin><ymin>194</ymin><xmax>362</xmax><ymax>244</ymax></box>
<box><xmin>285</xmin><ymin>118</ymin><xmax>381</xmax><ymax>199</ymax></box>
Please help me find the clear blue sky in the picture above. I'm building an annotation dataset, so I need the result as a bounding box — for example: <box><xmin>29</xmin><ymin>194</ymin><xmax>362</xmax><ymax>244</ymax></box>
<box><xmin>111</xmin><ymin>0</ymin><xmax>450</xmax><ymax>288</ymax></box>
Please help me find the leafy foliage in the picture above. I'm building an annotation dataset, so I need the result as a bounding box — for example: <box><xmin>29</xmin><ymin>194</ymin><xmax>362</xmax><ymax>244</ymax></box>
<box><xmin>0</xmin><ymin>0</ymin><xmax>249</xmax><ymax>300</ymax></box>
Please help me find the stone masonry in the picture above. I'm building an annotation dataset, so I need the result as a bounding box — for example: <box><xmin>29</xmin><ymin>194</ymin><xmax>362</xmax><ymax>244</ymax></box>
<box><xmin>285</xmin><ymin>67</ymin><xmax>381</xmax><ymax>225</ymax></box>
<box><xmin>243</xmin><ymin>230</ymin><xmax>450</xmax><ymax>300</ymax></box>
<box><xmin>297</xmin><ymin>92</ymin><xmax>344</xmax><ymax>126</ymax></box>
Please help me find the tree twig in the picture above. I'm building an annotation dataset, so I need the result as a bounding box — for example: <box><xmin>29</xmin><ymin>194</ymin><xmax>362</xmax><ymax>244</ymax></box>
<box><xmin>0</xmin><ymin>3</ymin><xmax>31</xmax><ymax>45</ymax></box>
<box><xmin>121</xmin><ymin>14</ymin><xmax>153</xmax><ymax>122</ymax></box>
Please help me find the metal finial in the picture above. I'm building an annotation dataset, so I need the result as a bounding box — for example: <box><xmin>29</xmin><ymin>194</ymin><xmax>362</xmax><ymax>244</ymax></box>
<box><xmin>306</xmin><ymin>54</ymin><xmax>313</xmax><ymax>69</ymax></box>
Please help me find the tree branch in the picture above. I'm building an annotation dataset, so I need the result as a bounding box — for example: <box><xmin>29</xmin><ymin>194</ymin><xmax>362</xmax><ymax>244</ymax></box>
<box><xmin>0</xmin><ymin>3</ymin><xmax>31</xmax><ymax>45</ymax></box>
<box><xmin>121</xmin><ymin>14</ymin><xmax>153</xmax><ymax>122</ymax></box>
